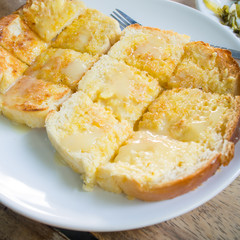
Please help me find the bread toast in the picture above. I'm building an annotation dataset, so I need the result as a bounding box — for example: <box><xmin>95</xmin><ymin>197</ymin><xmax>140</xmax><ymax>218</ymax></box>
<box><xmin>20</xmin><ymin>0</ymin><xmax>86</xmax><ymax>42</ymax></box>
<box><xmin>108</xmin><ymin>24</ymin><xmax>190</xmax><ymax>87</ymax></box>
<box><xmin>0</xmin><ymin>46</ymin><xmax>27</xmax><ymax>94</ymax></box>
<box><xmin>97</xmin><ymin>131</ymin><xmax>222</xmax><ymax>201</ymax></box>
<box><xmin>52</xmin><ymin>9</ymin><xmax>121</xmax><ymax>56</ymax></box>
<box><xmin>0</xmin><ymin>14</ymin><xmax>48</xmax><ymax>65</ymax></box>
<box><xmin>139</xmin><ymin>88</ymin><xmax>240</xmax><ymax>164</ymax></box>
<box><xmin>25</xmin><ymin>48</ymin><xmax>98</xmax><ymax>90</ymax></box>
<box><xmin>1</xmin><ymin>75</ymin><xmax>71</xmax><ymax>128</ymax></box>
<box><xmin>167</xmin><ymin>41</ymin><xmax>240</xmax><ymax>96</ymax></box>
<box><xmin>78</xmin><ymin>55</ymin><xmax>161</xmax><ymax>125</ymax></box>
<box><xmin>46</xmin><ymin>91</ymin><xmax>132</xmax><ymax>189</ymax></box>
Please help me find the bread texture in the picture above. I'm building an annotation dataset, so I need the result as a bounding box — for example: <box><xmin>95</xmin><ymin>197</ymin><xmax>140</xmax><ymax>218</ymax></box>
<box><xmin>0</xmin><ymin>14</ymin><xmax>48</xmax><ymax>65</ymax></box>
<box><xmin>46</xmin><ymin>91</ymin><xmax>132</xmax><ymax>190</ymax></box>
<box><xmin>20</xmin><ymin>0</ymin><xmax>86</xmax><ymax>42</ymax></box>
<box><xmin>1</xmin><ymin>76</ymin><xmax>71</xmax><ymax>128</ymax></box>
<box><xmin>167</xmin><ymin>41</ymin><xmax>240</xmax><ymax>96</ymax></box>
<box><xmin>108</xmin><ymin>24</ymin><xmax>190</xmax><ymax>87</ymax></box>
<box><xmin>78</xmin><ymin>55</ymin><xmax>161</xmax><ymax>125</ymax></box>
<box><xmin>25</xmin><ymin>48</ymin><xmax>98</xmax><ymax>90</ymax></box>
<box><xmin>139</xmin><ymin>88</ymin><xmax>240</xmax><ymax>164</ymax></box>
<box><xmin>0</xmin><ymin>46</ymin><xmax>27</xmax><ymax>94</ymax></box>
<box><xmin>52</xmin><ymin>9</ymin><xmax>121</xmax><ymax>55</ymax></box>
<box><xmin>97</xmin><ymin>131</ymin><xmax>221</xmax><ymax>201</ymax></box>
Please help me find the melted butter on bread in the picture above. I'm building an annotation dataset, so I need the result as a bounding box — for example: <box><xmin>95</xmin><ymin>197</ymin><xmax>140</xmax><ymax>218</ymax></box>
<box><xmin>104</xmin><ymin>64</ymin><xmax>132</xmax><ymax>98</ymax></box>
<box><xmin>78</xmin><ymin>55</ymin><xmax>161</xmax><ymax>125</ymax></box>
<box><xmin>61</xmin><ymin>129</ymin><xmax>103</xmax><ymax>152</ymax></box>
<box><xmin>24</xmin><ymin>48</ymin><xmax>97</xmax><ymax>90</ymax></box>
<box><xmin>61</xmin><ymin>59</ymin><xmax>88</xmax><ymax>82</ymax></box>
<box><xmin>96</xmin><ymin>131</ymin><xmax>220</xmax><ymax>198</ymax></box>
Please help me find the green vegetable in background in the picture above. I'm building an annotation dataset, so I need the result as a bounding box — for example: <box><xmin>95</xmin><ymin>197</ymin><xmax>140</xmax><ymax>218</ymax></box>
<box><xmin>203</xmin><ymin>0</ymin><xmax>240</xmax><ymax>34</ymax></box>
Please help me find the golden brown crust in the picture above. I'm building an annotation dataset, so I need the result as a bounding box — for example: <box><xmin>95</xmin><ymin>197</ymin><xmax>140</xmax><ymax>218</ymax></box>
<box><xmin>0</xmin><ymin>14</ymin><xmax>48</xmax><ymax>65</ymax></box>
<box><xmin>221</xmin><ymin>141</ymin><xmax>235</xmax><ymax>166</ymax></box>
<box><xmin>127</xmin><ymin>24</ymin><xmax>190</xmax><ymax>38</ymax></box>
<box><xmin>168</xmin><ymin>41</ymin><xmax>240</xmax><ymax>96</ymax></box>
<box><xmin>0</xmin><ymin>46</ymin><xmax>27</xmax><ymax>94</ymax></box>
<box><xmin>52</xmin><ymin>8</ymin><xmax>121</xmax><ymax>56</ymax></box>
<box><xmin>20</xmin><ymin>0</ymin><xmax>86</xmax><ymax>42</ymax></box>
<box><xmin>215</xmin><ymin>47</ymin><xmax>240</xmax><ymax>96</ymax></box>
<box><xmin>2</xmin><ymin>76</ymin><xmax>71</xmax><ymax>127</ymax></box>
<box><xmin>4</xmin><ymin>77</ymin><xmax>63</xmax><ymax>111</ymax></box>
<box><xmin>128</xmin><ymin>23</ymin><xmax>167</xmax><ymax>33</ymax></box>
<box><xmin>224</xmin><ymin>96</ymin><xmax>240</xmax><ymax>143</ymax></box>
<box><xmin>108</xmin><ymin>24</ymin><xmax>190</xmax><ymax>87</ymax></box>
<box><xmin>117</xmin><ymin>154</ymin><xmax>221</xmax><ymax>201</ymax></box>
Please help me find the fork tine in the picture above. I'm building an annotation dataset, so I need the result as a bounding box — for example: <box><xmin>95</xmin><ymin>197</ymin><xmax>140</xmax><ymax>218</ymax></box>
<box><xmin>115</xmin><ymin>9</ymin><xmax>140</xmax><ymax>25</ymax></box>
<box><xmin>112</xmin><ymin>11</ymin><xmax>131</xmax><ymax>27</ymax></box>
<box><xmin>110</xmin><ymin>14</ymin><xmax>125</xmax><ymax>30</ymax></box>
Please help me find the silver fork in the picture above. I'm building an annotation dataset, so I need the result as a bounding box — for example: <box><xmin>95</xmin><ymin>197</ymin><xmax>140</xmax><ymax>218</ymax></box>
<box><xmin>111</xmin><ymin>9</ymin><xmax>240</xmax><ymax>60</ymax></box>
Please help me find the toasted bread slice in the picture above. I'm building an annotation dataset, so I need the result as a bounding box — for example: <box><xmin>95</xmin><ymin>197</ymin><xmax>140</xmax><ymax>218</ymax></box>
<box><xmin>0</xmin><ymin>46</ymin><xmax>27</xmax><ymax>94</ymax></box>
<box><xmin>108</xmin><ymin>24</ymin><xmax>190</xmax><ymax>87</ymax></box>
<box><xmin>97</xmin><ymin>131</ymin><xmax>222</xmax><ymax>201</ymax></box>
<box><xmin>139</xmin><ymin>88</ymin><xmax>240</xmax><ymax>164</ymax></box>
<box><xmin>1</xmin><ymin>76</ymin><xmax>71</xmax><ymax>128</ymax></box>
<box><xmin>52</xmin><ymin>9</ymin><xmax>121</xmax><ymax>56</ymax></box>
<box><xmin>46</xmin><ymin>91</ymin><xmax>132</xmax><ymax>189</ymax></box>
<box><xmin>25</xmin><ymin>48</ymin><xmax>98</xmax><ymax>90</ymax></box>
<box><xmin>167</xmin><ymin>41</ymin><xmax>240</xmax><ymax>96</ymax></box>
<box><xmin>20</xmin><ymin>0</ymin><xmax>86</xmax><ymax>42</ymax></box>
<box><xmin>78</xmin><ymin>55</ymin><xmax>161</xmax><ymax>125</ymax></box>
<box><xmin>0</xmin><ymin>14</ymin><xmax>48</xmax><ymax>65</ymax></box>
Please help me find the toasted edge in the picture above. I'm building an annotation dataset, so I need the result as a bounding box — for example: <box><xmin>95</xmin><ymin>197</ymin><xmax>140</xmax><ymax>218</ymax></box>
<box><xmin>114</xmin><ymin>152</ymin><xmax>221</xmax><ymax>201</ymax></box>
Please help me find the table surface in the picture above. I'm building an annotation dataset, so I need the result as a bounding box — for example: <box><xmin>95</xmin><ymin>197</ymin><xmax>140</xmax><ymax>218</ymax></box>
<box><xmin>0</xmin><ymin>0</ymin><xmax>240</xmax><ymax>240</ymax></box>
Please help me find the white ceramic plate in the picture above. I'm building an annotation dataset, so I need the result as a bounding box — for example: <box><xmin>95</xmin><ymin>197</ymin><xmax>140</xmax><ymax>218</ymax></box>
<box><xmin>195</xmin><ymin>0</ymin><xmax>240</xmax><ymax>39</ymax></box>
<box><xmin>1</xmin><ymin>0</ymin><xmax>240</xmax><ymax>232</ymax></box>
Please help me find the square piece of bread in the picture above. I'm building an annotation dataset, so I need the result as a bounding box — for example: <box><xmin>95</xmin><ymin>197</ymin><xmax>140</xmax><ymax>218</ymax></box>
<box><xmin>25</xmin><ymin>48</ymin><xmax>98</xmax><ymax>90</ymax></box>
<box><xmin>0</xmin><ymin>46</ymin><xmax>27</xmax><ymax>94</ymax></box>
<box><xmin>108</xmin><ymin>24</ymin><xmax>190</xmax><ymax>87</ymax></box>
<box><xmin>46</xmin><ymin>91</ymin><xmax>132</xmax><ymax>189</ymax></box>
<box><xmin>20</xmin><ymin>0</ymin><xmax>86</xmax><ymax>42</ymax></box>
<box><xmin>0</xmin><ymin>14</ymin><xmax>48</xmax><ymax>65</ymax></box>
<box><xmin>139</xmin><ymin>88</ymin><xmax>240</xmax><ymax>163</ymax></box>
<box><xmin>78</xmin><ymin>55</ymin><xmax>161</xmax><ymax>125</ymax></box>
<box><xmin>167</xmin><ymin>41</ymin><xmax>240</xmax><ymax>96</ymax></box>
<box><xmin>97</xmin><ymin>131</ymin><xmax>220</xmax><ymax>201</ymax></box>
<box><xmin>1</xmin><ymin>76</ymin><xmax>71</xmax><ymax>128</ymax></box>
<box><xmin>52</xmin><ymin>9</ymin><xmax>121</xmax><ymax>55</ymax></box>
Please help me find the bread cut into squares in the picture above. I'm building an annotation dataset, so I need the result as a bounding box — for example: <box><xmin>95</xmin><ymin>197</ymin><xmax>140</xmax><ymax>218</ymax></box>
<box><xmin>0</xmin><ymin>46</ymin><xmax>27</xmax><ymax>94</ymax></box>
<box><xmin>0</xmin><ymin>14</ymin><xmax>48</xmax><ymax>65</ymax></box>
<box><xmin>78</xmin><ymin>55</ymin><xmax>161</xmax><ymax>125</ymax></box>
<box><xmin>20</xmin><ymin>0</ymin><xmax>86</xmax><ymax>42</ymax></box>
<box><xmin>97</xmin><ymin>131</ymin><xmax>221</xmax><ymax>201</ymax></box>
<box><xmin>52</xmin><ymin>9</ymin><xmax>121</xmax><ymax>56</ymax></box>
<box><xmin>46</xmin><ymin>91</ymin><xmax>132</xmax><ymax>189</ymax></box>
<box><xmin>25</xmin><ymin>48</ymin><xmax>98</xmax><ymax>90</ymax></box>
<box><xmin>167</xmin><ymin>41</ymin><xmax>240</xmax><ymax>96</ymax></box>
<box><xmin>108</xmin><ymin>24</ymin><xmax>190</xmax><ymax>87</ymax></box>
<box><xmin>139</xmin><ymin>88</ymin><xmax>240</xmax><ymax>163</ymax></box>
<box><xmin>1</xmin><ymin>76</ymin><xmax>71</xmax><ymax>128</ymax></box>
